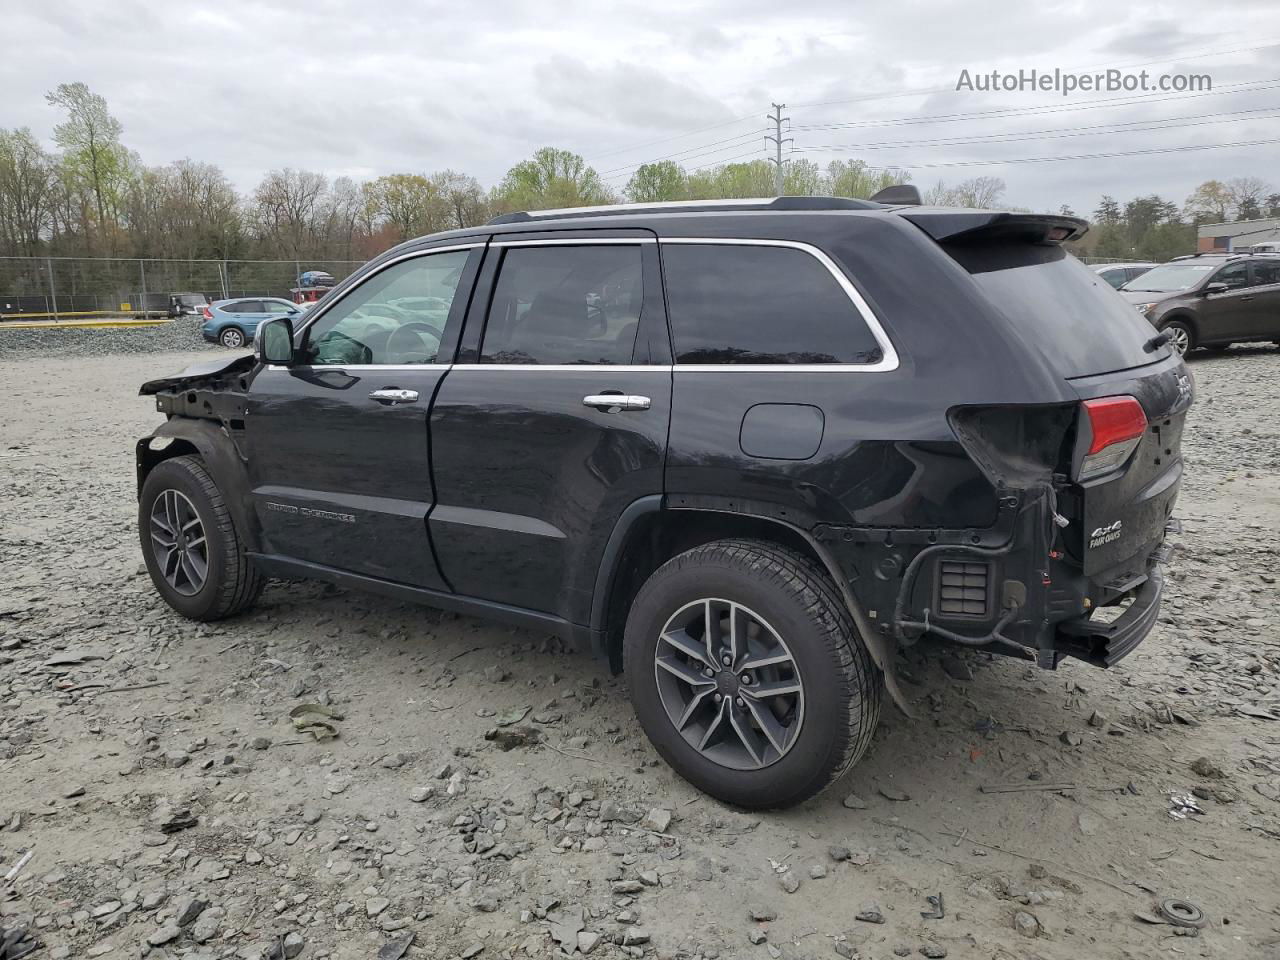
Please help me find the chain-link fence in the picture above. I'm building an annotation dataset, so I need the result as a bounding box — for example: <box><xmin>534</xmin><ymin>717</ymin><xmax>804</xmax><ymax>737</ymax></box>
<box><xmin>0</xmin><ymin>256</ymin><xmax>366</xmax><ymax>320</ymax></box>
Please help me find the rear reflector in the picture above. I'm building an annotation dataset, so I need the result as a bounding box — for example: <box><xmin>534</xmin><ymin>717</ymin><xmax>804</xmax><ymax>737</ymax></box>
<box><xmin>1079</xmin><ymin>395</ymin><xmax>1147</xmax><ymax>481</ymax></box>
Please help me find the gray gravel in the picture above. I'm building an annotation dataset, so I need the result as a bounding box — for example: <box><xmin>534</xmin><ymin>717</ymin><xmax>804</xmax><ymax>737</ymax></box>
<box><xmin>1</xmin><ymin>337</ymin><xmax>1278</xmax><ymax>960</ymax></box>
<box><xmin>0</xmin><ymin>316</ymin><xmax>219</xmax><ymax>358</ymax></box>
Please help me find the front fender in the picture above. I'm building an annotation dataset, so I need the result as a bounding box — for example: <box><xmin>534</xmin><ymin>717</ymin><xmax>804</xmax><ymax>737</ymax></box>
<box><xmin>136</xmin><ymin>418</ymin><xmax>260</xmax><ymax>552</ymax></box>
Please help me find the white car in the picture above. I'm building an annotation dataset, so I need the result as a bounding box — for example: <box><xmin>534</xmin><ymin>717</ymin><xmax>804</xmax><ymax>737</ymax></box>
<box><xmin>1093</xmin><ymin>262</ymin><xmax>1157</xmax><ymax>290</ymax></box>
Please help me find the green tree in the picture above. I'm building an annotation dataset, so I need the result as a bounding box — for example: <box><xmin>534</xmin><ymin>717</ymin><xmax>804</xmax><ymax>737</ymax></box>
<box><xmin>624</xmin><ymin>160</ymin><xmax>688</xmax><ymax>202</ymax></box>
<box><xmin>362</xmin><ymin>173</ymin><xmax>451</xmax><ymax>241</ymax></box>
<box><xmin>1183</xmin><ymin>180</ymin><xmax>1232</xmax><ymax>224</ymax></box>
<box><xmin>782</xmin><ymin>159</ymin><xmax>825</xmax><ymax>196</ymax></box>
<box><xmin>687</xmin><ymin>159</ymin><xmax>775</xmax><ymax>199</ymax></box>
<box><xmin>493</xmin><ymin>147</ymin><xmax>612</xmax><ymax>212</ymax></box>
<box><xmin>825</xmin><ymin>160</ymin><xmax>908</xmax><ymax>200</ymax></box>
<box><xmin>1094</xmin><ymin>196</ymin><xmax>1122</xmax><ymax>226</ymax></box>
<box><xmin>45</xmin><ymin>82</ymin><xmax>130</xmax><ymax>246</ymax></box>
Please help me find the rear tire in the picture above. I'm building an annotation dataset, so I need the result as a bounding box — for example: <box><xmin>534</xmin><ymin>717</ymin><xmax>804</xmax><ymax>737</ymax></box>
<box><xmin>219</xmin><ymin>327</ymin><xmax>246</xmax><ymax>348</ymax></box>
<box><xmin>1160</xmin><ymin>319</ymin><xmax>1194</xmax><ymax>356</ymax></box>
<box><xmin>139</xmin><ymin>455</ymin><xmax>263</xmax><ymax>621</ymax></box>
<box><xmin>623</xmin><ymin>539</ymin><xmax>881</xmax><ymax>809</ymax></box>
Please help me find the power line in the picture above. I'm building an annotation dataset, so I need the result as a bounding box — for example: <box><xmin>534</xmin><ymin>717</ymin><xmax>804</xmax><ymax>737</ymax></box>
<box><xmin>583</xmin><ymin>113</ymin><xmax>760</xmax><ymax>162</ymax></box>
<box><xmin>793</xmin><ymin>136</ymin><xmax>1280</xmax><ymax>171</ymax></box>
<box><xmin>595</xmin><ymin>129</ymin><xmax>766</xmax><ymax>177</ymax></box>
<box><xmin>600</xmin><ymin>136</ymin><xmax>769</xmax><ymax>183</ymax></box>
<box><xmin>799</xmin><ymin>107</ymin><xmax>1280</xmax><ymax>153</ymax></box>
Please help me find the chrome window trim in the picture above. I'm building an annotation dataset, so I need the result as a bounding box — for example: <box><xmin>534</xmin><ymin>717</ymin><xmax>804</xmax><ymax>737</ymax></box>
<box><xmin>451</xmin><ymin>364</ymin><xmax>667</xmax><ymax>372</ymax></box>
<box><xmin>659</xmin><ymin>237</ymin><xmax>900</xmax><ymax>373</ymax></box>
<box><xmin>490</xmin><ymin>237</ymin><xmax>656</xmax><ymax>247</ymax></box>
<box><xmin>292</xmin><ymin>243</ymin><xmax>482</xmax><ymax>340</ymax></box>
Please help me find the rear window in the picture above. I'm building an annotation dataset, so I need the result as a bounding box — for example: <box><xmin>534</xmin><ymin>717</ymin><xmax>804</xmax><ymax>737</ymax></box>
<box><xmin>661</xmin><ymin>243</ymin><xmax>882</xmax><ymax>364</ymax></box>
<box><xmin>950</xmin><ymin>244</ymin><xmax>1166</xmax><ymax>377</ymax></box>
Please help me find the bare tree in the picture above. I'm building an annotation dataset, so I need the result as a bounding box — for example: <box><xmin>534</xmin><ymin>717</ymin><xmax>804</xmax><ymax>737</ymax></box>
<box><xmin>0</xmin><ymin>128</ymin><xmax>56</xmax><ymax>256</ymax></box>
<box><xmin>1225</xmin><ymin>176</ymin><xmax>1271</xmax><ymax>221</ymax></box>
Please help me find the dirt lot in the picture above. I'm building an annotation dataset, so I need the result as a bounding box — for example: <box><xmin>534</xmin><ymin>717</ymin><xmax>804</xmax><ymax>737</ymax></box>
<box><xmin>2</xmin><ymin>331</ymin><xmax>1279</xmax><ymax>960</ymax></box>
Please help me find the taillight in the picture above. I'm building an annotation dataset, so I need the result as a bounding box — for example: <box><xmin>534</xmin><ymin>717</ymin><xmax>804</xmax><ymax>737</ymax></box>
<box><xmin>201</xmin><ymin>307</ymin><xmax>213</xmax><ymax>319</ymax></box>
<box><xmin>1078</xmin><ymin>396</ymin><xmax>1147</xmax><ymax>481</ymax></box>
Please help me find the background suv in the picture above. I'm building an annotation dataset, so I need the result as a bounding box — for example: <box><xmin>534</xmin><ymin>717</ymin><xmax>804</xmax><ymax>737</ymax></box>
<box><xmin>1094</xmin><ymin>261</ymin><xmax>1155</xmax><ymax>289</ymax></box>
<box><xmin>1120</xmin><ymin>253</ymin><xmax>1280</xmax><ymax>355</ymax></box>
<box><xmin>136</xmin><ymin>196</ymin><xmax>1189</xmax><ymax>809</ymax></box>
<box><xmin>200</xmin><ymin>297</ymin><xmax>305</xmax><ymax>348</ymax></box>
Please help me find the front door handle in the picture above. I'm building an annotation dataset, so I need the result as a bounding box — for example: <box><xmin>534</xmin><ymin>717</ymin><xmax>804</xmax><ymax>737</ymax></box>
<box><xmin>583</xmin><ymin>394</ymin><xmax>651</xmax><ymax>412</ymax></box>
<box><xmin>369</xmin><ymin>388</ymin><xmax>419</xmax><ymax>404</ymax></box>
<box><xmin>1239</xmin><ymin>295</ymin><xmax>1254</xmax><ymax>301</ymax></box>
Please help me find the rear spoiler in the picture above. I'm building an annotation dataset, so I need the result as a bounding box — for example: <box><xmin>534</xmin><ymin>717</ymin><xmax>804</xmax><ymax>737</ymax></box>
<box><xmin>898</xmin><ymin>209</ymin><xmax>1089</xmax><ymax>245</ymax></box>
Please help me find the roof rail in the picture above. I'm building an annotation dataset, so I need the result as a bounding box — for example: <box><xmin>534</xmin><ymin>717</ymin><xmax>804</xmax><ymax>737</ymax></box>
<box><xmin>486</xmin><ymin>195</ymin><xmax>881</xmax><ymax>225</ymax></box>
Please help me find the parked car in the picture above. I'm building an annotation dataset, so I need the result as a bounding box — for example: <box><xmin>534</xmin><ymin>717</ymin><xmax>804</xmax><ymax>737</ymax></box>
<box><xmin>136</xmin><ymin>196</ymin><xmax>1189</xmax><ymax>809</ymax></box>
<box><xmin>200</xmin><ymin>297</ymin><xmax>304</xmax><ymax>348</ymax></box>
<box><xmin>168</xmin><ymin>292</ymin><xmax>210</xmax><ymax>318</ymax></box>
<box><xmin>1093</xmin><ymin>262</ymin><xmax>1155</xmax><ymax>289</ymax></box>
<box><xmin>1119</xmin><ymin>253</ymin><xmax>1280</xmax><ymax>355</ymax></box>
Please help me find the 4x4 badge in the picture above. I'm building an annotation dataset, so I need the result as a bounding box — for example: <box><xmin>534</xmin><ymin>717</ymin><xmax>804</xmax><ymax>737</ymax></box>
<box><xmin>1089</xmin><ymin>520</ymin><xmax>1123</xmax><ymax>549</ymax></box>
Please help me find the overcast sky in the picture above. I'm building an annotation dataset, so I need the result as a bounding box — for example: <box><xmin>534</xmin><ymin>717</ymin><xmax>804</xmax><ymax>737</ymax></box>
<box><xmin>3</xmin><ymin>0</ymin><xmax>1279</xmax><ymax>216</ymax></box>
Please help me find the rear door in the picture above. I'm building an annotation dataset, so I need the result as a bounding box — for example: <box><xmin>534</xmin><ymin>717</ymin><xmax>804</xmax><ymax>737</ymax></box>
<box><xmin>1244</xmin><ymin>259</ymin><xmax>1280</xmax><ymax>339</ymax></box>
<box><xmin>244</xmin><ymin>242</ymin><xmax>484</xmax><ymax>589</ymax></box>
<box><xmin>428</xmin><ymin>233</ymin><xmax>672</xmax><ymax>623</ymax></box>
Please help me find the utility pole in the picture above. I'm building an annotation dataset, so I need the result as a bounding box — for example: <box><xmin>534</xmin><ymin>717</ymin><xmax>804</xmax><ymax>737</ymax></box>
<box><xmin>765</xmin><ymin>103</ymin><xmax>792</xmax><ymax>197</ymax></box>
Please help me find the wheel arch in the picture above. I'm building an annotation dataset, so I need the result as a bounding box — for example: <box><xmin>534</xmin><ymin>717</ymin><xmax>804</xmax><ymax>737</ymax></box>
<box><xmin>1159</xmin><ymin>311</ymin><xmax>1199</xmax><ymax>346</ymax></box>
<box><xmin>136</xmin><ymin>419</ymin><xmax>261</xmax><ymax>553</ymax></box>
<box><xmin>590</xmin><ymin>496</ymin><xmax>910</xmax><ymax>715</ymax></box>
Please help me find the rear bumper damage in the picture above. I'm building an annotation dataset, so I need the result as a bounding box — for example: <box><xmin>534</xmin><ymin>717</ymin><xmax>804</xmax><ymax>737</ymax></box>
<box><xmin>1057</xmin><ymin>560</ymin><xmax>1163</xmax><ymax>666</ymax></box>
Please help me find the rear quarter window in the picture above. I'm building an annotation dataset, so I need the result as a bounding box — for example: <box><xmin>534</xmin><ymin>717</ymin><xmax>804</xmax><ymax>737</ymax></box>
<box><xmin>660</xmin><ymin>242</ymin><xmax>883</xmax><ymax>364</ymax></box>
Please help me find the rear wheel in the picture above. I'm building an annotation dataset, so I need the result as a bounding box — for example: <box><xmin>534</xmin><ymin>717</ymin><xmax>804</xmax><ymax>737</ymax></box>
<box><xmin>1160</xmin><ymin>319</ymin><xmax>1194</xmax><ymax>356</ymax></box>
<box><xmin>139</xmin><ymin>456</ymin><xmax>263</xmax><ymax>620</ymax></box>
<box><xmin>219</xmin><ymin>327</ymin><xmax>246</xmax><ymax>348</ymax></box>
<box><xmin>623</xmin><ymin>539</ymin><xmax>881</xmax><ymax>809</ymax></box>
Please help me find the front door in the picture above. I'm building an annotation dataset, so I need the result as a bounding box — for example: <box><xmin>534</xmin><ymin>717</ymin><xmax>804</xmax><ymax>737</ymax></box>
<box><xmin>244</xmin><ymin>242</ymin><xmax>484</xmax><ymax>590</ymax></box>
<box><xmin>1243</xmin><ymin>259</ymin><xmax>1280</xmax><ymax>340</ymax></box>
<box><xmin>1200</xmin><ymin>260</ymin><xmax>1255</xmax><ymax>340</ymax></box>
<box><xmin>428</xmin><ymin>235</ymin><xmax>672</xmax><ymax>624</ymax></box>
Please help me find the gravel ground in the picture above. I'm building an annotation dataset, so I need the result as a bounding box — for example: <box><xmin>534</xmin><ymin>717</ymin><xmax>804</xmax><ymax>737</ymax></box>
<box><xmin>0</xmin><ymin>317</ymin><xmax>216</xmax><ymax>358</ymax></box>
<box><xmin>1</xmin><ymin>330</ymin><xmax>1279</xmax><ymax>960</ymax></box>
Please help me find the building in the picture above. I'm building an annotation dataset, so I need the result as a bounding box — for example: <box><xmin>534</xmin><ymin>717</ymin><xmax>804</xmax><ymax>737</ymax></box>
<box><xmin>1197</xmin><ymin>217</ymin><xmax>1280</xmax><ymax>253</ymax></box>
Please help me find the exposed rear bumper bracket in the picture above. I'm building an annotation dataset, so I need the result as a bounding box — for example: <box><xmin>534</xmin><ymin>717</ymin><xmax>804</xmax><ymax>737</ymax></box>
<box><xmin>1057</xmin><ymin>564</ymin><xmax>1164</xmax><ymax>666</ymax></box>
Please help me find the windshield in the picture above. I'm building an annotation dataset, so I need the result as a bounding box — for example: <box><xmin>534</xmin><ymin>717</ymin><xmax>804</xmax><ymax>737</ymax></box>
<box><xmin>1122</xmin><ymin>262</ymin><xmax>1216</xmax><ymax>292</ymax></box>
<box><xmin>178</xmin><ymin>295</ymin><xmax>205</xmax><ymax>305</ymax></box>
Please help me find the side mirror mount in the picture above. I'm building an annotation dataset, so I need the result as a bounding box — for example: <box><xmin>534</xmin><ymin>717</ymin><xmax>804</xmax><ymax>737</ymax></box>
<box><xmin>256</xmin><ymin>317</ymin><xmax>295</xmax><ymax>364</ymax></box>
<box><xmin>1203</xmin><ymin>282</ymin><xmax>1229</xmax><ymax>296</ymax></box>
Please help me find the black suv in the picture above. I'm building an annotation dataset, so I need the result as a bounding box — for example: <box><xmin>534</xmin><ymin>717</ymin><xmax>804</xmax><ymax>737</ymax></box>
<box><xmin>1119</xmin><ymin>252</ymin><xmax>1280</xmax><ymax>355</ymax></box>
<box><xmin>135</xmin><ymin>196</ymin><xmax>1190</xmax><ymax>809</ymax></box>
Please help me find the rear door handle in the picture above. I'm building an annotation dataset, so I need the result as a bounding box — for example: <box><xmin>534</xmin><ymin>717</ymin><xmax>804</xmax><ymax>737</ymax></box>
<box><xmin>1239</xmin><ymin>296</ymin><xmax>1255</xmax><ymax>301</ymax></box>
<box><xmin>583</xmin><ymin>394</ymin><xmax>651</xmax><ymax>412</ymax></box>
<box><xmin>369</xmin><ymin>388</ymin><xmax>419</xmax><ymax>404</ymax></box>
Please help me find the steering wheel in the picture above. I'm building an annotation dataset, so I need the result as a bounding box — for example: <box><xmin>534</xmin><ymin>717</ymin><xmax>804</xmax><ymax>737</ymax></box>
<box><xmin>385</xmin><ymin>321</ymin><xmax>443</xmax><ymax>363</ymax></box>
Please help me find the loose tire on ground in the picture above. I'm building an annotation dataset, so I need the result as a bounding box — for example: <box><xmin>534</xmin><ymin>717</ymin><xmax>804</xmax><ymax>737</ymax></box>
<box><xmin>623</xmin><ymin>538</ymin><xmax>882</xmax><ymax>809</ymax></box>
<box><xmin>138</xmin><ymin>455</ymin><xmax>263</xmax><ymax>620</ymax></box>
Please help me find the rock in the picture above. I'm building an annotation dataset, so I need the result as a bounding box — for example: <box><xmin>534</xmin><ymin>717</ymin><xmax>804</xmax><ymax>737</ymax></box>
<box><xmin>164</xmin><ymin>750</ymin><xmax>190</xmax><ymax>767</ymax></box>
<box><xmin>366</xmin><ymin>897</ymin><xmax>390</xmax><ymax>917</ymax></box>
<box><xmin>856</xmin><ymin>903</ymin><xmax>885</xmax><ymax>924</ymax></box>
<box><xmin>612</xmin><ymin>880</ymin><xmax>644</xmax><ymax>894</ymax></box>
<box><xmin>91</xmin><ymin>900</ymin><xmax>122</xmax><ymax>918</ymax></box>
<box><xmin>578</xmin><ymin>931</ymin><xmax>602</xmax><ymax>955</ymax></box>
<box><xmin>834</xmin><ymin>943</ymin><xmax>854</xmax><ymax>959</ymax></box>
<box><xmin>409</xmin><ymin>786</ymin><xmax>435</xmax><ymax>803</ymax></box>
<box><xmin>176</xmin><ymin>897</ymin><xmax>209</xmax><ymax>927</ymax></box>
<box><xmin>878</xmin><ymin>785</ymin><xmax>910</xmax><ymax>802</ymax></box>
<box><xmin>841</xmin><ymin>793</ymin><xmax>868</xmax><ymax>810</ymax></box>
<box><xmin>276</xmin><ymin>932</ymin><xmax>305</xmax><ymax>959</ymax></box>
<box><xmin>778</xmin><ymin>871</ymin><xmax>801</xmax><ymax>894</ymax></box>
<box><xmin>460</xmin><ymin>944</ymin><xmax>484</xmax><ymax>959</ymax></box>
<box><xmin>749</xmin><ymin>907</ymin><xmax>777</xmax><ymax>922</ymax></box>
<box><xmin>940</xmin><ymin>657</ymin><xmax>973</xmax><ymax>681</ymax></box>
<box><xmin>619</xmin><ymin>930</ymin><xmax>650</xmax><ymax>946</ymax></box>
<box><xmin>748</xmin><ymin>929</ymin><xmax>768</xmax><ymax>945</ymax></box>
<box><xmin>1014</xmin><ymin>911</ymin><xmax>1041</xmax><ymax>937</ymax></box>
<box><xmin>641</xmin><ymin>807</ymin><xmax>673</xmax><ymax>833</ymax></box>
<box><xmin>62</xmin><ymin>785</ymin><xmax>86</xmax><ymax>799</ymax></box>
<box><xmin>639</xmin><ymin>870</ymin><xmax>660</xmax><ymax>887</ymax></box>
<box><xmin>245</xmin><ymin>848</ymin><xmax>263</xmax><ymax>865</ymax></box>
<box><xmin>250</xmin><ymin>736</ymin><xmax>272</xmax><ymax>750</ymax></box>
<box><xmin>920</xmin><ymin>946</ymin><xmax>947</xmax><ymax>959</ymax></box>
<box><xmin>158</xmin><ymin>808</ymin><xmax>198</xmax><ymax>834</ymax></box>
<box><xmin>808</xmin><ymin>863</ymin><xmax>827</xmax><ymax>879</ymax></box>
<box><xmin>147</xmin><ymin>924</ymin><xmax>181</xmax><ymax>946</ymax></box>
<box><xmin>1087</xmin><ymin>710</ymin><xmax>1108</xmax><ymax>727</ymax></box>
<box><xmin>828</xmin><ymin>844</ymin><xmax>851</xmax><ymax>862</ymax></box>
<box><xmin>1190</xmin><ymin>756</ymin><xmax>1226</xmax><ymax>779</ymax></box>
<box><xmin>191</xmin><ymin>907</ymin><xmax>224</xmax><ymax>943</ymax></box>
<box><xmin>1059</xmin><ymin>731</ymin><xmax>1083</xmax><ymax>747</ymax></box>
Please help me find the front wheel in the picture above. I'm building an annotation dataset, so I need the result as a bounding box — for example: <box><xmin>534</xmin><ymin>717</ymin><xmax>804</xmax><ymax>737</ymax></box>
<box><xmin>218</xmin><ymin>327</ymin><xmax>246</xmax><ymax>348</ymax></box>
<box><xmin>139</xmin><ymin>455</ymin><xmax>263</xmax><ymax>620</ymax></box>
<box><xmin>623</xmin><ymin>539</ymin><xmax>881</xmax><ymax>809</ymax></box>
<box><xmin>1160</xmin><ymin>319</ymin><xmax>1194</xmax><ymax>356</ymax></box>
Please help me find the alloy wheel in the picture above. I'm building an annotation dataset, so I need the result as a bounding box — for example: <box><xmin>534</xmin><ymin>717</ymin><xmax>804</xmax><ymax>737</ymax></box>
<box><xmin>148</xmin><ymin>489</ymin><xmax>209</xmax><ymax>596</ymax></box>
<box><xmin>653</xmin><ymin>598</ymin><xmax>805</xmax><ymax>771</ymax></box>
<box><xmin>220</xmin><ymin>328</ymin><xmax>245</xmax><ymax>348</ymax></box>
<box><xmin>1166</xmin><ymin>325</ymin><xmax>1190</xmax><ymax>356</ymax></box>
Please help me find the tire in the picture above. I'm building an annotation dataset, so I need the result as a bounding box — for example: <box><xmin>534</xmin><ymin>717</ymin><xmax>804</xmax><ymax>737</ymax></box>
<box><xmin>219</xmin><ymin>327</ymin><xmax>246</xmax><ymax>348</ymax></box>
<box><xmin>623</xmin><ymin>539</ymin><xmax>881</xmax><ymax>809</ymax></box>
<box><xmin>1160</xmin><ymin>319</ymin><xmax>1194</xmax><ymax>356</ymax></box>
<box><xmin>139</xmin><ymin>455</ymin><xmax>263</xmax><ymax>621</ymax></box>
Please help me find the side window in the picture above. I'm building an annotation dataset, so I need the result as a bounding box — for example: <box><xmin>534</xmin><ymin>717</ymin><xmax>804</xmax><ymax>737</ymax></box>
<box><xmin>223</xmin><ymin>300</ymin><xmax>250</xmax><ymax>313</ymax></box>
<box><xmin>1251</xmin><ymin>260</ymin><xmax>1280</xmax><ymax>286</ymax></box>
<box><xmin>239</xmin><ymin>301</ymin><xmax>265</xmax><ymax>313</ymax></box>
<box><xmin>1100</xmin><ymin>268</ymin><xmax>1126</xmax><ymax>289</ymax></box>
<box><xmin>1214</xmin><ymin>262</ymin><xmax>1251</xmax><ymax>290</ymax></box>
<box><xmin>662</xmin><ymin>243</ymin><xmax>882</xmax><ymax>364</ymax></box>
<box><xmin>480</xmin><ymin>245</ymin><xmax>643</xmax><ymax>365</ymax></box>
<box><xmin>301</xmin><ymin>249</ymin><xmax>470</xmax><ymax>365</ymax></box>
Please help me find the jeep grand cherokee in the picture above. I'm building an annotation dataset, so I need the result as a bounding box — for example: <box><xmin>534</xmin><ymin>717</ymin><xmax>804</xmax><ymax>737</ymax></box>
<box><xmin>135</xmin><ymin>194</ymin><xmax>1190</xmax><ymax>809</ymax></box>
